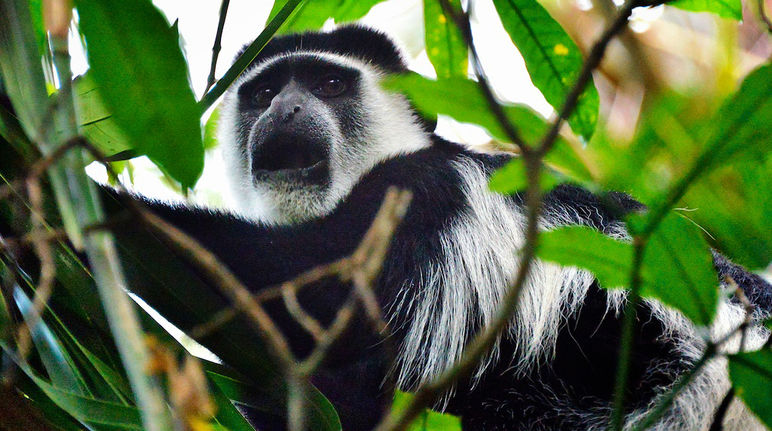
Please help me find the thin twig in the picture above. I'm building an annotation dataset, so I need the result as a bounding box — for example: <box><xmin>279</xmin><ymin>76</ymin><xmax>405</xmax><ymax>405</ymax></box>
<box><xmin>204</xmin><ymin>0</ymin><xmax>230</xmax><ymax>94</ymax></box>
<box><xmin>375</xmin><ymin>1</ymin><xmax>640</xmax><ymax>428</ymax></box>
<box><xmin>708</xmin><ymin>388</ymin><xmax>735</xmax><ymax>431</ymax></box>
<box><xmin>197</xmin><ymin>0</ymin><xmax>304</xmax><ymax>113</ymax></box>
<box><xmin>536</xmin><ymin>0</ymin><xmax>640</xmax><ymax>157</ymax></box>
<box><xmin>438</xmin><ymin>0</ymin><xmax>528</xmax><ymax>150</ymax></box>
<box><xmin>282</xmin><ymin>282</ymin><xmax>327</xmax><ymax>342</ymax></box>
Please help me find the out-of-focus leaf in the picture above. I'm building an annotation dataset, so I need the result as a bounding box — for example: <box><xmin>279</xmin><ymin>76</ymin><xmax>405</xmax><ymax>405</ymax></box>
<box><xmin>267</xmin><ymin>0</ymin><xmax>384</xmax><ymax>33</ymax></box>
<box><xmin>384</xmin><ymin>74</ymin><xmax>592</xmax><ymax>183</ymax></box>
<box><xmin>204</xmin><ymin>107</ymin><xmax>220</xmax><ymax>150</ymax></box>
<box><xmin>0</xmin><ymin>0</ymin><xmax>50</xmax><ymax>142</ymax></box>
<box><xmin>681</xmin><ymin>156</ymin><xmax>772</xmax><ymax>269</ymax></box>
<box><xmin>728</xmin><ymin>349</ymin><xmax>772</xmax><ymax>429</ymax></box>
<box><xmin>26</xmin><ymin>0</ymin><xmax>47</xmax><ymax>58</ymax></box>
<box><xmin>391</xmin><ymin>391</ymin><xmax>462</xmax><ymax>430</ymax></box>
<box><xmin>537</xmin><ymin>213</ymin><xmax>718</xmax><ymax>326</ymax></box>
<box><xmin>492</xmin><ymin>0</ymin><xmax>599</xmax><ymax>141</ymax></box>
<box><xmin>75</xmin><ymin>0</ymin><xmax>204</xmax><ymax>189</ymax></box>
<box><xmin>705</xmin><ymin>63</ymin><xmax>771</xmax><ymax>168</ymax></box>
<box><xmin>669</xmin><ymin>0</ymin><xmax>742</xmax><ymax>20</ymax></box>
<box><xmin>488</xmin><ymin>158</ymin><xmax>560</xmax><ymax>194</ymax></box>
<box><xmin>73</xmin><ymin>74</ymin><xmax>134</xmax><ymax>158</ymax></box>
<box><xmin>0</xmin><ymin>344</ymin><xmax>143</xmax><ymax>429</ymax></box>
<box><xmin>537</xmin><ymin>225</ymin><xmax>633</xmax><ymax>289</ymax></box>
<box><xmin>641</xmin><ymin>213</ymin><xmax>718</xmax><ymax>326</ymax></box>
<box><xmin>13</xmin><ymin>288</ymin><xmax>90</xmax><ymax>396</ymax></box>
<box><xmin>423</xmin><ymin>0</ymin><xmax>467</xmax><ymax>79</ymax></box>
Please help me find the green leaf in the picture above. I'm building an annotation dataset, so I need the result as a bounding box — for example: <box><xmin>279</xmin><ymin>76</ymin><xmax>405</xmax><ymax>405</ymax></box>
<box><xmin>492</xmin><ymin>0</ymin><xmax>599</xmax><ymax>141</ymax></box>
<box><xmin>669</xmin><ymin>0</ymin><xmax>742</xmax><ymax>20</ymax></box>
<box><xmin>728</xmin><ymin>349</ymin><xmax>772</xmax><ymax>429</ymax></box>
<box><xmin>706</xmin><ymin>63</ymin><xmax>772</xmax><ymax>168</ymax></box>
<box><xmin>488</xmin><ymin>158</ymin><xmax>560</xmax><ymax>194</ymax></box>
<box><xmin>268</xmin><ymin>0</ymin><xmax>384</xmax><ymax>33</ymax></box>
<box><xmin>537</xmin><ymin>225</ymin><xmax>634</xmax><ymax>289</ymax></box>
<box><xmin>75</xmin><ymin>0</ymin><xmax>204</xmax><ymax>189</ymax></box>
<box><xmin>73</xmin><ymin>74</ymin><xmax>133</xmax><ymax>158</ymax></box>
<box><xmin>391</xmin><ymin>391</ymin><xmax>462</xmax><ymax>430</ymax></box>
<box><xmin>423</xmin><ymin>0</ymin><xmax>468</xmax><ymax>79</ymax></box>
<box><xmin>641</xmin><ymin>213</ymin><xmax>718</xmax><ymax>326</ymax></box>
<box><xmin>204</xmin><ymin>106</ymin><xmax>220</xmax><ymax>150</ymax></box>
<box><xmin>1</xmin><ymin>344</ymin><xmax>143</xmax><ymax>429</ymax></box>
<box><xmin>383</xmin><ymin>74</ymin><xmax>592</xmax><ymax>183</ymax></box>
<box><xmin>537</xmin><ymin>213</ymin><xmax>718</xmax><ymax>326</ymax></box>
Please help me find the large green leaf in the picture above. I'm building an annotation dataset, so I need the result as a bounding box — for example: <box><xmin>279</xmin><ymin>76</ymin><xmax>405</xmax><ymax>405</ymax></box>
<box><xmin>669</xmin><ymin>0</ymin><xmax>742</xmax><ymax>20</ymax></box>
<box><xmin>640</xmin><ymin>213</ymin><xmax>718</xmax><ymax>326</ymax></box>
<box><xmin>423</xmin><ymin>0</ymin><xmax>468</xmax><ymax>79</ymax></box>
<box><xmin>73</xmin><ymin>74</ymin><xmax>133</xmax><ymax>158</ymax></box>
<box><xmin>492</xmin><ymin>0</ymin><xmax>599</xmax><ymax>141</ymax></box>
<box><xmin>728</xmin><ymin>349</ymin><xmax>772</xmax><ymax>428</ymax></box>
<box><xmin>267</xmin><ymin>0</ymin><xmax>385</xmax><ymax>33</ymax></box>
<box><xmin>75</xmin><ymin>0</ymin><xmax>204</xmax><ymax>188</ymax></box>
<box><xmin>383</xmin><ymin>74</ymin><xmax>592</xmax><ymax>183</ymax></box>
<box><xmin>537</xmin><ymin>213</ymin><xmax>718</xmax><ymax>326</ymax></box>
<box><xmin>705</xmin><ymin>63</ymin><xmax>771</xmax><ymax>168</ymax></box>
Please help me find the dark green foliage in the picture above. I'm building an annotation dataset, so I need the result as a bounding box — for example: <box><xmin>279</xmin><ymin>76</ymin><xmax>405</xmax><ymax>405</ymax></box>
<box><xmin>728</xmin><ymin>350</ymin><xmax>772</xmax><ymax>428</ymax></box>
<box><xmin>75</xmin><ymin>0</ymin><xmax>204</xmax><ymax>189</ymax></box>
<box><xmin>492</xmin><ymin>0</ymin><xmax>599</xmax><ymax>141</ymax></box>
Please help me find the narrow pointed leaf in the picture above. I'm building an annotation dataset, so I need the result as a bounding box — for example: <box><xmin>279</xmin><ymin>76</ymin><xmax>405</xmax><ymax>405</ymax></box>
<box><xmin>492</xmin><ymin>0</ymin><xmax>599</xmax><ymax>141</ymax></box>
<box><xmin>384</xmin><ymin>74</ymin><xmax>592</xmax><ymax>183</ymax></box>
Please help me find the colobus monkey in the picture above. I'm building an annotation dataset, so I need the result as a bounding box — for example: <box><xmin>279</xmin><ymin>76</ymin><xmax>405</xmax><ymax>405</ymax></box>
<box><xmin>111</xmin><ymin>26</ymin><xmax>771</xmax><ymax>430</ymax></box>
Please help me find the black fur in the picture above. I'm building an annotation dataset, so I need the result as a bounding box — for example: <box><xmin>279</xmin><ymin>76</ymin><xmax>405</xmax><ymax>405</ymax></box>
<box><xmin>109</xmin><ymin>136</ymin><xmax>771</xmax><ymax>430</ymax></box>
<box><xmin>239</xmin><ymin>25</ymin><xmax>408</xmax><ymax>75</ymax></box>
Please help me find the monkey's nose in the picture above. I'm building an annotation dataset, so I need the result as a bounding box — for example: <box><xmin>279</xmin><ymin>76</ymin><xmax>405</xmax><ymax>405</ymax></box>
<box><xmin>282</xmin><ymin>105</ymin><xmax>301</xmax><ymax>123</ymax></box>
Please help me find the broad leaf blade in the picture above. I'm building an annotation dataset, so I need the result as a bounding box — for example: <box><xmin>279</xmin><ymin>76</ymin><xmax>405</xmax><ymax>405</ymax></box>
<box><xmin>75</xmin><ymin>0</ymin><xmax>204</xmax><ymax>188</ymax></box>
<box><xmin>423</xmin><ymin>0</ymin><xmax>468</xmax><ymax>79</ymax></box>
<box><xmin>707</xmin><ymin>63</ymin><xmax>771</xmax><ymax>167</ymax></box>
<box><xmin>537</xmin><ymin>225</ymin><xmax>633</xmax><ymax>289</ymax></box>
<box><xmin>642</xmin><ymin>214</ymin><xmax>718</xmax><ymax>326</ymax></box>
<box><xmin>73</xmin><ymin>74</ymin><xmax>133</xmax><ymax>158</ymax></box>
<box><xmin>537</xmin><ymin>214</ymin><xmax>719</xmax><ymax>326</ymax></box>
<box><xmin>384</xmin><ymin>74</ymin><xmax>592</xmax><ymax>183</ymax></box>
<box><xmin>728</xmin><ymin>349</ymin><xmax>772</xmax><ymax>429</ymax></box>
<box><xmin>669</xmin><ymin>0</ymin><xmax>742</xmax><ymax>20</ymax></box>
<box><xmin>492</xmin><ymin>0</ymin><xmax>599</xmax><ymax>141</ymax></box>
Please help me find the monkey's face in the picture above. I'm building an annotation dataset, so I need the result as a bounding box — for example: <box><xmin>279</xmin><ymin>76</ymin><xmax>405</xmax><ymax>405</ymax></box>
<box><xmin>220</xmin><ymin>53</ymin><xmax>430</xmax><ymax>224</ymax></box>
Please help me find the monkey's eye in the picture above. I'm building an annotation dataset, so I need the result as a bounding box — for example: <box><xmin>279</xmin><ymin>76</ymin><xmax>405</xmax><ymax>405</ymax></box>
<box><xmin>314</xmin><ymin>75</ymin><xmax>347</xmax><ymax>98</ymax></box>
<box><xmin>253</xmin><ymin>85</ymin><xmax>276</xmax><ymax>107</ymax></box>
